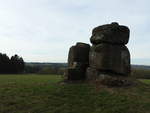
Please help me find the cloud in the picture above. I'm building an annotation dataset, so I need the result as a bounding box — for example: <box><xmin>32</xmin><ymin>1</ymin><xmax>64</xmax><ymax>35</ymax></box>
<box><xmin>0</xmin><ymin>0</ymin><xmax>149</xmax><ymax>64</ymax></box>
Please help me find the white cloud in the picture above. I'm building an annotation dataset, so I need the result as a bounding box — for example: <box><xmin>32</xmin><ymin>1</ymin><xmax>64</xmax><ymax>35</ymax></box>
<box><xmin>0</xmin><ymin>0</ymin><xmax>149</xmax><ymax>64</ymax></box>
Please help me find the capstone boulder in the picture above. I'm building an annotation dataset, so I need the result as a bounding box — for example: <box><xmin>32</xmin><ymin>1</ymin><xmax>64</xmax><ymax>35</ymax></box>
<box><xmin>90</xmin><ymin>22</ymin><xmax>130</xmax><ymax>45</ymax></box>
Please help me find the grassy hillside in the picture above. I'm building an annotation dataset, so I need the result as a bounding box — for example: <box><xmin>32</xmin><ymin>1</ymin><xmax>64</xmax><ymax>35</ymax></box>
<box><xmin>131</xmin><ymin>67</ymin><xmax>150</xmax><ymax>79</ymax></box>
<box><xmin>139</xmin><ymin>79</ymin><xmax>150</xmax><ymax>84</ymax></box>
<box><xmin>0</xmin><ymin>75</ymin><xmax>149</xmax><ymax>113</ymax></box>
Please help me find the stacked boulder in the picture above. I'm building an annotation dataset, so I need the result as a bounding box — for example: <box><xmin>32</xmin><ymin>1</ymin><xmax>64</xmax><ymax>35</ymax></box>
<box><xmin>87</xmin><ymin>22</ymin><xmax>131</xmax><ymax>80</ymax></box>
<box><xmin>67</xmin><ymin>42</ymin><xmax>90</xmax><ymax>80</ymax></box>
<box><xmin>66</xmin><ymin>22</ymin><xmax>131</xmax><ymax>83</ymax></box>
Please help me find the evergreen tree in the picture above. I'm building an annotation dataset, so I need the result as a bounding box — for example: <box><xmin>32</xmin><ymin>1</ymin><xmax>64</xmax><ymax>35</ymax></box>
<box><xmin>0</xmin><ymin>53</ymin><xmax>25</xmax><ymax>74</ymax></box>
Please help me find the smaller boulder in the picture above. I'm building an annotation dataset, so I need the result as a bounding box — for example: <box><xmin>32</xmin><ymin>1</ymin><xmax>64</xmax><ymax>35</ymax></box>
<box><xmin>67</xmin><ymin>42</ymin><xmax>90</xmax><ymax>81</ymax></box>
<box><xmin>67</xmin><ymin>67</ymin><xmax>85</xmax><ymax>80</ymax></box>
<box><xmin>68</xmin><ymin>42</ymin><xmax>90</xmax><ymax>67</ymax></box>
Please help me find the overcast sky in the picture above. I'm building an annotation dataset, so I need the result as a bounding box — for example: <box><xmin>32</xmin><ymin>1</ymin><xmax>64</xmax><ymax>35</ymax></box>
<box><xmin>0</xmin><ymin>0</ymin><xmax>149</xmax><ymax>65</ymax></box>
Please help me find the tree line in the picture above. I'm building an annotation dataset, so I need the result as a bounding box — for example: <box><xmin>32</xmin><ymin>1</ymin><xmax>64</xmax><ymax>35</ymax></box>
<box><xmin>24</xmin><ymin>63</ymin><xmax>67</xmax><ymax>75</ymax></box>
<box><xmin>0</xmin><ymin>53</ymin><xmax>25</xmax><ymax>74</ymax></box>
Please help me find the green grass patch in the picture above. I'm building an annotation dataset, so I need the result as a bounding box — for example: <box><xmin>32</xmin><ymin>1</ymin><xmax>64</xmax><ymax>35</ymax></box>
<box><xmin>139</xmin><ymin>79</ymin><xmax>150</xmax><ymax>84</ymax></box>
<box><xmin>0</xmin><ymin>74</ymin><xmax>149</xmax><ymax>113</ymax></box>
<box><xmin>131</xmin><ymin>68</ymin><xmax>150</xmax><ymax>79</ymax></box>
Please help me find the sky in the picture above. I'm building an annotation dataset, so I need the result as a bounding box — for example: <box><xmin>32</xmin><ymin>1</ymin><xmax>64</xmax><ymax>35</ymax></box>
<box><xmin>0</xmin><ymin>0</ymin><xmax>150</xmax><ymax>65</ymax></box>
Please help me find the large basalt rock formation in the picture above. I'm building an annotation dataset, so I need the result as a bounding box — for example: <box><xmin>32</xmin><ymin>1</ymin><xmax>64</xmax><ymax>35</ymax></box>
<box><xmin>66</xmin><ymin>22</ymin><xmax>131</xmax><ymax>83</ymax></box>
<box><xmin>87</xmin><ymin>22</ymin><xmax>131</xmax><ymax>82</ymax></box>
<box><xmin>66</xmin><ymin>42</ymin><xmax>90</xmax><ymax>80</ymax></box>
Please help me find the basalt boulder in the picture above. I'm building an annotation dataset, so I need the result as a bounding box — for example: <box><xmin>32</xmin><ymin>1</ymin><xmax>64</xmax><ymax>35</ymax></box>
<box><xmin>86</xmin><ymin>67</ymin><xmax>100</xmax><ymax>80</ymax></box>
<box><xmin>67</xmin><ymin>42</ymin><xmax>90</xmax><ymax>81</ymax></box>
<box><xmin>67</xmin><ymin>67</ymin><xmax>85</xmax><ymax>80</ymax></box>
<box><xmin>66</xmin><ymin>62</ymin><xmax>88</xmax><ymax>81</ymax></box>
<box><xmin>68</xmin><ymin>42</ymin><xmax>90</xmax><ymax>67</ymax></box>
<box><xmin>89</xmin><ymin>43</ymin><xmax>131</xmax><ymax>75</ymax></box>
<box><xmin>90</xmin><ymin>22</ymin><xmax>130</xmax><ymax>45</ymax></box>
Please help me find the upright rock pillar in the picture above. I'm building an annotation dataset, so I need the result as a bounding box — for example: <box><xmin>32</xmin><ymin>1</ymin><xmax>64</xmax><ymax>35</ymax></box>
<box><xmin>66</xmin><ymin>42</ymin><xmax>90</xmax><ymax>80</ymax></box>
<box><xmin>87</xmin><ymin>22</ymin><xmax>131</xmax><ymax>81</ymax></box>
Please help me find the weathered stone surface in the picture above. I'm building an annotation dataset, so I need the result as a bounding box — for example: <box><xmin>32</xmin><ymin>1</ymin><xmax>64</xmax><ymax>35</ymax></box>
<box><xmin>99</xmin><ymin>75</ymin><xmax>132</xmax><ymax>86</ymax></box>
<box><xmin>67</xmin><ymin>62</ymin><xmax>88</xmax><ymax>80</ymax></box>
<box><xmin>86</xmin><ymin>67</ymin><xmax>109</xmax><ymax>80</ymax></box>
<box><xmin>67</xmin><ymin>67</ymin><xmax>85</xmax><ymax>80</ymax></box>
<box><xmin>72</xmin><ymin>62</ymin><xmax>89</xmax><ymax>70</ymax></box>
<box><xmin>86</xmin><ymin>67</ymin><xmax>117</xmax><ymax>80</ymax></box>
<box><xmin>89</xmin><ymin>44</ymin><xmax>130</xmax><ymax>75</ymax></box>
<box><xmin>86</xmin><ymin>67</ymin><xmax>99</xmax><ymax>80</ymax></box>
<box><xmin>67</xmin><ymin>42</ymin><xmax>90</xmax><ymax>81</ymax></box>
<box><xmin>68</xmin><ymin>42</ymin><xmax>90</xmax><ymax>67</ymax></box>
<box><xmin>90</xmin><ymin>22</ymin><xmax>130</xmax><ymax>45</ymax></box>
<box><xmin>86</xmin><ymin>67</ymin><xmax>132</xmax><ymax>86</ymax></box>
<box><xmin>66</xmin><ymin>23</ymin><xmax>131</xmax><ymax>82</ymax></box>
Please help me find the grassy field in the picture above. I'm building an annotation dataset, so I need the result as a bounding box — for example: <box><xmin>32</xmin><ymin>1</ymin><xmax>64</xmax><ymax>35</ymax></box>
<box><xmin>139</xmin><ymin>79</ymin><xmax>150</xmax><ymax>84</ymax></box>
<box><xmin>131</xmin><ymin>68</ymin><xmax>150</xmax><ymax>79</ymax></box>
<box><xmin>0</xmin><ymin>75</ymin><xmax>150</xmax><ymax>113</ymax></box>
